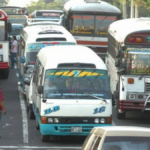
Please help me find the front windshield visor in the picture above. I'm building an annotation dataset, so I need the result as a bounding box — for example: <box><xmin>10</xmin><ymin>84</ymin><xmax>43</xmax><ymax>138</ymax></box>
<box><xmin>70</xmin><ymin>15</ymin><xmax>117</xmax><ymax>36</ymax></box>
<box><xmin>43</xmin><ymin>69</ymin><xmax>111</xmax><ymax>99</ymax></box>
<box><xmin>124</xmin><ymin>47</ymin><xmax>150</xmax><ymax>75</ymax></box>
<box><xmin>26</xmin><ymin>42</ymin><xmax>76</xmax><ymax>64</ymax></box>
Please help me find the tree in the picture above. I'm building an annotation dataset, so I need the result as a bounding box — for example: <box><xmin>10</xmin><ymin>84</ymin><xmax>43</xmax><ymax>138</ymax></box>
<box><xmin>26</xmin><ymin>0</ymin><xmax>64</xmax><ymax>14</ymax></box>
<box><xmin>0</xmin><ymin>0</ymin><xmax>9</xmax><ymax>6</ymax></box>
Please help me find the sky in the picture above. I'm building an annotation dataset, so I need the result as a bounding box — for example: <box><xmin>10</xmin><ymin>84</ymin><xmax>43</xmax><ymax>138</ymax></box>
<box><xmin>8</xmin><ymin>0</ymin><xmax>39</xmax><ymax>7</ymax></box>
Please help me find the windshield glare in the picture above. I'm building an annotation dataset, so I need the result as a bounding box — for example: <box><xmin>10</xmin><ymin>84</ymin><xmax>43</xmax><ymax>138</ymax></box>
<box><xmin>70</xmin><ymin>15</ymin><xmax>117</xmax><ymax>36</ymax></box>
<box><xmin>43</xmin><ymin>69</ymin><xmax>111</xmax><ymax>99</ymax></box>
<box><xmin>102</xmin><ymin>136</ymin><xmax>150</xmax><ymax>150</ymax></box>
<box><xmin>125</xmin><ymin>52</ymin><xmax>150</xmax><ymax>75</ymax></box>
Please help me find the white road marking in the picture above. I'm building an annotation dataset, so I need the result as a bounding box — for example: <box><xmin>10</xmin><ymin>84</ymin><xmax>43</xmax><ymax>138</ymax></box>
<box><xmin>0</xmin><ymin>146</ymin><xmax>81</xmax><ymax>149</ymax></box>
<box><xmin>19</xmin><ymin>92</ymin><xmax>29</xmax><ymax>144</ymax></box>
<box><xmin>112</xmin><ymin>120</ymin><xmax>116</xmax><ymax>126</ymax></box>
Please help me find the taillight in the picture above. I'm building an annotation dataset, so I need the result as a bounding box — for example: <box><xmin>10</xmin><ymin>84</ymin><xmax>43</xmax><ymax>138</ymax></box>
<box><xmin>128</xmin><ymin>36</ymin><xmax>143</xmax><ymax>43</ymax></box>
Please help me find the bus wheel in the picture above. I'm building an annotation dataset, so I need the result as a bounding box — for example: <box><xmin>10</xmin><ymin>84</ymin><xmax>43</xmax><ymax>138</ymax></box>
<box><xmin>1</xmin><ymin>69</ymin><xmax>9</xmax><ymax>79</ymax></box>
<box><xmin>29</xmin><ymin>107</ymin><xmax>35</xmax><ymax>120</ymax></box>
<box><xmin>117</xmin><ymin>110</ymin><xmax>126</xmax><ymax>119</ymax></box>
<box><xmin>41</xmin><ymin>135</ymin><xmax>49</xmax><ymax>142</ymax></box>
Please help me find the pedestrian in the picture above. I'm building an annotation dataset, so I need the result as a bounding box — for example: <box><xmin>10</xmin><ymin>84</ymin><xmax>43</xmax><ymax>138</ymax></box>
<box><xmin>0</xmin><ymin>81</ymin><xmax>6</xmax><ymax>138</ymax></box>
<box><xmin>10</xmin><ymin>36</ymin><xmax>18</xmax><ymax>69</ymax></box>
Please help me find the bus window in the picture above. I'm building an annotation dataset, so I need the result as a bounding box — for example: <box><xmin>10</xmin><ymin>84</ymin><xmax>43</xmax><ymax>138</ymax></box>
<box><xmin>0</xmin><ymin>21</ymin><xmax>5</xmax><ymax>41</ymax></box>
<box><xmin>70</xmin><ymin>15</ymin><xmax>94</xmax><ymax>35</ymax></box>
<box><xmin>95</xmin><ymin>16</ymin><xmax>117</xmax><ymax>37</ymax></box>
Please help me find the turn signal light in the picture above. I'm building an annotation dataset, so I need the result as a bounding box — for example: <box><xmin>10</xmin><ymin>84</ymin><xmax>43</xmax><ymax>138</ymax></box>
<box><xmin>128</xmin><ymin>78</ymin><xmax>134</xmax><ymax>84</ymax></box>
<box><xmin>136</xmin><ymin>37</ymin><xmax>142</xmax><ymax>42</ymax></box>
<box><xmin>41</xmin><ymin>117</ymin><xmax>47</xmax><ymax>124</ymax></box>
<box><xmin>106</xmin><ymin>117</ymin><xmax>112</xmax><ymax>124</ymax></box>
<box><xmin>0</xmin><ymin>44</ymin><xmax>3</xmax><ymax>49</ymax></box>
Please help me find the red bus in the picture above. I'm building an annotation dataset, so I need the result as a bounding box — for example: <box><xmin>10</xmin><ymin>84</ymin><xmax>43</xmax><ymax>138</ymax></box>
<box><xmin>0</xmin><ymin>10</ymin><xmax>12</xmax><ymax>79</ymax></box>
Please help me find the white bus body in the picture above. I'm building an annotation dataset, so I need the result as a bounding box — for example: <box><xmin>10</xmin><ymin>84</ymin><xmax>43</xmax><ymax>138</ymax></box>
<box><xmin>31</xmin><ymin>45</ymin><xmax>112</xmax><ymax>142</ymax></box>
<box><xmin>106</xmin><ymin>18</ymin><xmax>150</xmax><ymax>119</ymax></box>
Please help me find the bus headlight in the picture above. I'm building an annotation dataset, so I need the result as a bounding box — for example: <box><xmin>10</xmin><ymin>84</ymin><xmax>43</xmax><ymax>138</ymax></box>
<box><xmin>54</xmin><ymin>118</ymin><xmax>59</xmax><ymax>123</ymax></box>
<box><xmin>100</xmin><ymin>118</ymin><xmax>105</xmax><ymax>124</ymax></box>
<box><xmin>128</xmin><ymin>94</ymin><xmax>136</xmax><ymax>99</ymax></box>
<box><xmin>94</xmin><ymin>118</ymin><xmax>99</xmax><ymax>124</ymax></box>
<box><xmin>47</xmin><ymin>118</ymin><xmax>53</xmax><ymax>123</ymax></box>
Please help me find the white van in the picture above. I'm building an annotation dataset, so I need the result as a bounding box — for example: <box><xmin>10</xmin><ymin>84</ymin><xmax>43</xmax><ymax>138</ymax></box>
<box><xmin>18</xmin><ymin>24</ymin><xmax>76</xmax><ymax>104</ymax></box>
<box><xmin>28</xmin><ymin>45</ymin><xmax>112</xmax><ymax>142</ymax></box>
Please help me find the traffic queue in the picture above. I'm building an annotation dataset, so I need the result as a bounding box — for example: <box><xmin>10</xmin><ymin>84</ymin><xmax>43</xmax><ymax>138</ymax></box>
<box><xmin>1</xmin><ymin>0</ymin><xmax>150</xmax><ymax>148</ymax></box>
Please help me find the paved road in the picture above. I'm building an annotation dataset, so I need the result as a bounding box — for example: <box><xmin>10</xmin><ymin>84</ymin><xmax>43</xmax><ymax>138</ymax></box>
<box><xmin>0</xmin><ymin>70</ymin><xmax>150</xmax><ymax>149</ymax></box>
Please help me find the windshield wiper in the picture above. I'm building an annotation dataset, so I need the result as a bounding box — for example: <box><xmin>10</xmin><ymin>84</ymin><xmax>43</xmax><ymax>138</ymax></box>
<box><xmin>81</xmin><ymin>93</ymin><xmax>107</xmax><ymax>103</ymax></box>
<box><xmin>139</xmin><ymin>66</ymin><xmax>150</xmax><ymax>80</ymax></box>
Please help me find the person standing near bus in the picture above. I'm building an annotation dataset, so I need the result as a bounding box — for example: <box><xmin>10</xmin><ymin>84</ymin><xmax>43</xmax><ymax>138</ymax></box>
<box><xmin>10</xmin><ymin>36</ymin><xmax>18</xmax><ymax>69</ymax></box>
<box><xmin>0</xmin><ymin>82</ymin><xmax>6</xmax><ymax>138</ymax></box>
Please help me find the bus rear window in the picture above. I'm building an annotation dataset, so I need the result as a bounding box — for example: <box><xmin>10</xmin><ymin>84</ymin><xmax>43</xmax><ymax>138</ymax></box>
<box><xmin>36</xmin><ymin>38</ymin><xmax>66</xmax><ymax>42</ymax></box>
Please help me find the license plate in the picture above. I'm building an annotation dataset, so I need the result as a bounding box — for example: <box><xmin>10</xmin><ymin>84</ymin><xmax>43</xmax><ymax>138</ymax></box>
<box><xmin>71</xmin><ymin>127</ymin><xmax>82</xmax><ymax>133</ymax></box>
<box><xmin>145</xmin><ymin>78</ymin><xmax>150</xmax><ymax>83</ymax></box>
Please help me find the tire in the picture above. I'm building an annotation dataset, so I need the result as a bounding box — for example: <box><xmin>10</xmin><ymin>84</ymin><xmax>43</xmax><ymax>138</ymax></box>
<box><xmin>41</xmin><ymin>135</ymin><xmax>49</xmax><ymax>142</ymax></box>
<box><xmin>1</xmin><ymin>69</ymin><xmax>9</xmax><ymax>79</ymax></box>
<box><xmin>117</xmin><ymin>110</ymin><xmax>126</xmax><ymax>119</ymax></box>
<box><xmin>29</xmin><ymin>107</ymin><xmax>35</xmax><ymax>120</ymax></box>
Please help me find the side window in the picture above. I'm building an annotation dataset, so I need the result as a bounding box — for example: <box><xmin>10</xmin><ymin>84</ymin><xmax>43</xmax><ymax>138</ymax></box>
<box><xmin>33</xmin><ymin>59</ymin><xmax>39</xmax><ymax>83</ymax></box>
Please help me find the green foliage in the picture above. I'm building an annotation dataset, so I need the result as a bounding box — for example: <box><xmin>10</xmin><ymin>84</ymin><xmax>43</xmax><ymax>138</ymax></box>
<box><xmin>0</xmin><ymin>0</ymin><xmax>9</xmax><ymax>6</ymax></box>
<box><xmin>104</xmin><ymin>0</ymin><xmax>150</xmax><ymax>17</ymax></box>
<box><xmin>26</xmin><ymin>0</ymin><xmax>64</xmax><ymax>14</ymax></box>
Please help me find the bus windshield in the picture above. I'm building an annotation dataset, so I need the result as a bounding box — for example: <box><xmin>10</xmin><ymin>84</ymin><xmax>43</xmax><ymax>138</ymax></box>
<box><xmin>0</xmin><ymin>21</ymin><xmax>5</xmax><ymax>41</ymax></box>
<box><xmin>70</xmin><ymin>15</ymin><xmax>117</xmax><ymax>36</ymax></box>
<box><xmin>124</xmin><ymin>48</ymin><xmax>150</xmax><ymax>75</ymax></box>
<box><xmin>43</xmin><ymin>69</ymin><xmax>111</xmax><ymax>99</ymax></box>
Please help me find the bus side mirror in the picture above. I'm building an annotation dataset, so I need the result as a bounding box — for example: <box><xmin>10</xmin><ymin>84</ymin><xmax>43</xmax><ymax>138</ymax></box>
<box><xmin>7</xmin><ymin>22</ymin><xmax>12</xmax><ymax>33</ymax></box>
<box><xmin>20</xmin><ymin>56</ymin><xmax>25</xmax><ymax>64</ymax></box>
<box><xmin>24</xmin><ymin>77</ymin><xmax>30</xmax><ymax>86</ymax></box>
<box><xmin>117</xmin><ymin>68</ymin><xmax>125</xmax><ymax>75</ymax></box>
<box><xmin>115</xmin><ymin>58</ymin><xmax>120</xmax><ymax>67</ymax></box>
<box><xmin>38</xmin><ymin>86</ymin><xmax>43</xmax><ymax>94</ymax></box>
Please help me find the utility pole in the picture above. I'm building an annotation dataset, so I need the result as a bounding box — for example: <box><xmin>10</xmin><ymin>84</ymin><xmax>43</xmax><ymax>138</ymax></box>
<box><xmin>130</xmin><ymin>0</ymin><xmax>135</xmax><ymax>18</ymax></box>
<box><xmin>135</xmin><ymin>4</ymin><xmax>139</xmax><ymax>18</ymax></box>
<box><xmin>122</xmin><ymin>0</ymin><xmax>127</xmax><ymax>19</ymax></box>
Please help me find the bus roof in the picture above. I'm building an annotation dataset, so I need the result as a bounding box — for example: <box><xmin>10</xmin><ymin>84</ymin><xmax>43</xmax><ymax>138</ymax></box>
<box><xmin>37</xmin><ymin>45</ymin><xmax>107</xmax><ymax>70</ymax></box>
<box><xmin>22</xmin><ymin>25</ymin><xmax>76</xmax><ymax>43</ymax></box>
<box><xmin>64</xmin><ymin>0</ymin><xmax>121</xmax><ymax>14</ymax></box>
<box><xmin>108</xmin><ymin>18</ymin><xmax>150</xmax><ymax>43</ymax></box>
<box><xmin>0</xmin><ymin>6</ymin><xmax>27</xmax><ymax>9</ymax></box>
